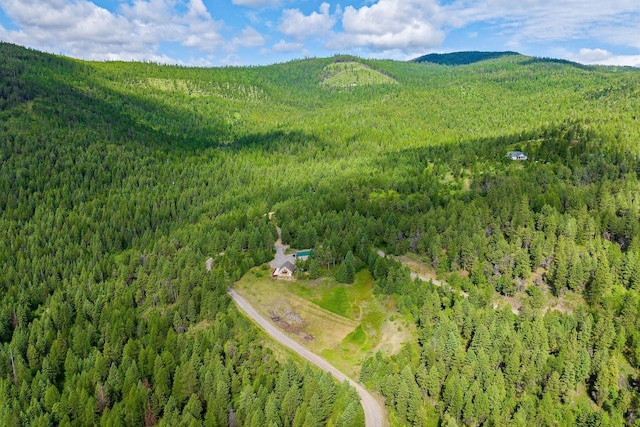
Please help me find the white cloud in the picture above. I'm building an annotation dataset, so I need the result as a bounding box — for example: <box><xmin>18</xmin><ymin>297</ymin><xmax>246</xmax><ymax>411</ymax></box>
<box><xmin>278</xmin><ymin>3</ymin><xmax>336</xmax><ymax>40</ymax></box>
<box><xmin>245</xmin><ymin>11</ymin><xmax>262</xmax><ymax>25</ymax></box>
<box><xmin>600</xmin><ymin>56</ymin><xmax>640</xmax><ymax>67</ymax></box>
<box><xmin>567</xmin><ymin>48</ymin><xmax>640</xmax><ymax>67</ymax></box>
<box><xmin>325</xmin><ymin>0</ymin><xmax>640</xmax><ymax>56</ymax></box>
<box><xmin>571</xmin><ymin>48</ymin><xmax>613</xmax><ymax>63</ymax></box>
<box><xmin>120</xmin><ymin>0</ymin><xmax>174</xmax><ymax>24</ymax></box>
<box><xmin>444</xmin><ymin>0</ymin><xmax>640</xmax><ymax>47</ymax></box>
<box><xmin>178</xmin><ymin>0</ymin><xmax>224</xmax><ymax>52</ymax></box>
<box><xmin>1</xmin><ymin>0</ymin><xmax>134</xmax><ymax>45</ymax></box>
<box><xmin>1</xmin><ymin>0</ymin><xmax>640</xmax><ymax>65</ymax></box>
<box><xmin>186</xmin><ymin>0</ymin><xmax>209</xmax><ymax>18</ymax></box>
<box><xmin>331</xmin><ymin>0</ymin><xmax>445</xmax><ymax>52</ymax></box>
<box><xmin>272</xmin><ymin>39</ymin><xmax>303</xmax><ymax>52</ymax></box>
<box><xmin>231</xmin><ymin>26</ymin><xmax>266</xmax><ymax>49</ymax></box>
<box><xmin>0</xmin><ymin>0</ymin><xmax>224</xmax><ymax>61</ymax></box>
<box><xmin>220</xmin><ymin>53</ymin><xmax>243</xmax><ymax>66</ymax></box>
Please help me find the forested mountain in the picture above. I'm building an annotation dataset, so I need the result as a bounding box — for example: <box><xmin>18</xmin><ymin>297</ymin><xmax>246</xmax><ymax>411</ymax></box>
<box><xmin>411</xmin><ymin>51</ymin><xmax>520</xmax><ymax>66</ymax></box>
<box><xmin>2</xmin><ymin>41</ymin><xmax>640</xmax><ymax>426</ymax></box>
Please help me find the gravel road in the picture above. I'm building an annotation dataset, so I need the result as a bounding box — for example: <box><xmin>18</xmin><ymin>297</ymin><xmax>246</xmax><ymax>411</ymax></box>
<box><xmin>376</xmin><ymin>250</ymin><xmax>468</xmax><ymax>297</ymax></box>
<box><xmin>228</xmin><ymin>289</ymin><xmax>386</xmax><ymax>427</ymax></box>
<box><xmin>270</xmin><ymin>226</ymin><xmax>295</xmax><ymax>269</ymax></box>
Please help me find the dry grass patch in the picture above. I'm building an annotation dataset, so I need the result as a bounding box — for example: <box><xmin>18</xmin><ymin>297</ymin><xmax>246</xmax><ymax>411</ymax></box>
<box><xmin>374</xmin><ymin>316</ymin><xmax>415</xmax><ymax>355</ymax></box>
<box><xmin>233</xmin><ymin>268</ymin><xmax>415</xmax><ymax>379</ymax></box>
<box><xmin>320</xmin><ymin>62</ymin><xmax>397</xmax><ymax>88</ymax></box>
<box><xmin>233</xmin><ymin>274</ymin><xmax>357</xmax><ymax>351</ymax></box>
<box><xmin>396</xmin><ymin>253</ymin><xmax>439</xmax><ymax>281</ymax></box>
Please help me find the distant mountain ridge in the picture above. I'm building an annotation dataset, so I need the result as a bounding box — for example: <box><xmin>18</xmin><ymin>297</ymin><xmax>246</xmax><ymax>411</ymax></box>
<box><xmin>411</xmin><ymin>51</ymin><xmax>520</xmax><ymax>65</ymax></box>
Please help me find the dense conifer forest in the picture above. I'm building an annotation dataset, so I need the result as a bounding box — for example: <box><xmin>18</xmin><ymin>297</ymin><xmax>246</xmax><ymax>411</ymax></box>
<box><xmin>2</xmin><ymin>42</ymin><xmax>640</xmax><ymax>426</ymax></box>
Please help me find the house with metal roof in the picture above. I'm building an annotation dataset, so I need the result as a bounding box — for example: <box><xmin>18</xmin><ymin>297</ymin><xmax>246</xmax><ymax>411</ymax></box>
<box><xmin>507</xmin><ymin>151</ymin><xmax>528</xmax><ymax>160</ymax></box>
<box><xmin>272</xmin><ymin>261</ymin><xmax>295</xmax><ymax>279</ymax></box>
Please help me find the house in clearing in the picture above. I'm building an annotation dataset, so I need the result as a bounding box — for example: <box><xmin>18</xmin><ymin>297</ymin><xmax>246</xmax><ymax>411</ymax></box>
<box><xmin>507</xmin><ymin>151</ymin><xmax>528</xmax><ymax>161</ymax></box>
<box><xmin>272</xmin><ymin>261</ymin><xmax>295</xmax><ymax>279</ymax></box>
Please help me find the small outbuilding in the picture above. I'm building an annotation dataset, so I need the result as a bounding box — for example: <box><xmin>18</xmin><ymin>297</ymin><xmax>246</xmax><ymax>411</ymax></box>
<box><xmin>507</xmin><ymin>151</ymin><xmax>528</xmax><ymax>161</ymax></box>
<box><xmin>294</xmin><ymin>250</ymin><xmax>312</xmax><ymax>261</ymax></box>
<box><xmin>272</xmin><ymin>261</ymin><xmax>295</xmax><ymax>279</ymax></box>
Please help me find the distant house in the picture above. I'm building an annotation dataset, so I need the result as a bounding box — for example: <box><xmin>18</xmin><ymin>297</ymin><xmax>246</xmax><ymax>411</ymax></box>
<box><xmin>507</xmin><ymin>151</ymin><xmax>528</xmax><ymax>161</ymax></box>
<box><xmin>272</xmin><ymin>261</ymin><xmax>295</xmax><ymax>279</ymax></box>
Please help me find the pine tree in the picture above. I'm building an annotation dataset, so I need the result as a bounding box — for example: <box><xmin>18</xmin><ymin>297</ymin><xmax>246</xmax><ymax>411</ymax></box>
<box><xmin>560</xmin><ymin>362</ymin><xmax>576</xmax><ymax>403</ymax></box>
<box><xmin>183</xmin><ymin>393</ymin><xmax>203</xmax><ymax>421</ymax></box>
<box><xmin>344</xmin><ymin>251</ymin><xmax>355</xmax><ymax>283</ymax></box>
<box><xmin>395</xmin><ymin>379</ymin><xmax>410</xmax><ymax>422</ymax></box>
<box><xmin>123</xmin><ymin>382</ymin><xmax>147</xmax><ymax>426</ymax></box>
<box><xmin>514</xmin><ymin>248</ymin><xmax>531</xmax><ymax>280</ymax></box>
<box><xmin>426</xmin><ymin>364</ymin><xmax>443</xmax><ymax>398</ymax></box>
<box><xmin>567</xmin><ymin>252</ymin><xmax>586</xmax><ymax>292</ymax></box>
<box><xmin>551</xmin><ymin>242</ymin><xmax>568</xmax><ymax>295</ymax></box>
<box><xmin>587</xmin><ymin>251</ymin><xmax>611</xmax><ymax>304</ymax></box>
<box><xmin>624</xmin><ymin>251</ymin><xmax>640</xmax><ymax>290</ymax></box>
<box><xmin>308</xmin><ymin>256</ymin><xmax>321</xmax><ymax>280</ymax></box>
<box><xmin>336</xmin><ymin>251</ymin><xmax>355</xmax><ymax>284</ymax></box>
<box><xmin>280</xmin><ymin>386</ymin><xmax>302</xmax><ymax>426</ymax></box>
<box><xmin>400</xmin><ymin>366</ymin><xmax>420</xmax><ymax>423</ymax></box>
<box><xmin>172</xmin><ymin>361</ymin><xmax>198</xmax><ymax>408</ymax></box>
<box><xmin>337</xmin><ymin>401</ymin><xmax>357</xmax><ymax>427</ymax></box>
<box><xmin>264</xmin><ymin>394</ymin><xmax>281</xmax><ymax>427</ymax></box>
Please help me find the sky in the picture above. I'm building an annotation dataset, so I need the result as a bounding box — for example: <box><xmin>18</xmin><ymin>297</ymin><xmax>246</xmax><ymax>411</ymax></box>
<box><xmin>1</xmin><ymin>0</ymin><xmax>639</xmax><ymax>67</ymax></box>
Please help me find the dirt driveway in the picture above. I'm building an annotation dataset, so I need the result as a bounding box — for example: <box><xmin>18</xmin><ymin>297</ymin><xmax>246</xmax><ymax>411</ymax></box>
<box><xmin>270</xmin><ymin>226</ymin><xmax>295</xmax><ymax>269</ymax></box>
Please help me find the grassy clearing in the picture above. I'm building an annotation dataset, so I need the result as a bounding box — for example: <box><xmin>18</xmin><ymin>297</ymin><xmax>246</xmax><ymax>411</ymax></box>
<box><xmin>140</xmin><ymin>78</ymin><xmax>266</xmax><ymax>101</ymax></box>
<box><xmin>292</xmin><ymin>270</ymin><xmax>376</xmax><ymax>320</ymax></box>
<box><xmin>320</xmin><ymin>62</ymin><xmax>397</xmax><ymax>88</ymax></box>
<box><xmin>232</xmin><ymin>268</ymin><xmax>415</xmax><ymax>379</ymax></box>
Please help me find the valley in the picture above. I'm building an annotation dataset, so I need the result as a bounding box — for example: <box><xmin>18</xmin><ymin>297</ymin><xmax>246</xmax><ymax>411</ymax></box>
<box><xmin>2</xmin><ymin>42</ymin><xmax>640</xmax><ymax>425</ymax></box>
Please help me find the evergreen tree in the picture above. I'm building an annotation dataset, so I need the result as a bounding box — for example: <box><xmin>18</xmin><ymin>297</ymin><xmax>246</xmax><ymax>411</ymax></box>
<box><xmin>308</xmin><ymin>256</ymin><xmax>321</xmax><ymax>280</ymax></box>
<box><xmin>587</xmin><ymin>251</ymin><xmax>611</xmax><ymax>304</ymax></box>
<box><xmin>336</xmin><ymin>251</ymin><xmax>355</xmax><ymax>284</ymax></box>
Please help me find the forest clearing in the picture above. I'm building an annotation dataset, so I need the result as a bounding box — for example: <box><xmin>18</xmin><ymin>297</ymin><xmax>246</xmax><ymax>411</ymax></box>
<box><xmin>232</xmin><ymin>267</ymin><xmax>415</xmax><ymax>379</ymax></box>
<box><xmin>228</xmin><ymin>289</ymin><xmax>388</xmax><ymax>427</ymax></box>
<box><xmin>385</xmin><ymin>250</ymin><xmax>590</xmax><ymax>316</ymax></box>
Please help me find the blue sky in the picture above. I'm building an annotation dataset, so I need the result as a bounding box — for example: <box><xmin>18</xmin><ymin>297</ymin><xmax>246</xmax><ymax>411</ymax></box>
<box><xmin>1</xmin><ymin>0</ymin><xmax>639</xmax><ymax>67</ymax></box>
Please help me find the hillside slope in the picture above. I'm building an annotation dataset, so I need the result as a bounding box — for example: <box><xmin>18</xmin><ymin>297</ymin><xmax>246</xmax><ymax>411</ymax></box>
<box><xmin>2</xmin><ymin>42</ymin><xmax>640</xmax><ymax>425</ymax></box>
<box><xmin>411</xmin><ymin>50</ymin><xmax>520</xmax><ymax>65</ymax></box>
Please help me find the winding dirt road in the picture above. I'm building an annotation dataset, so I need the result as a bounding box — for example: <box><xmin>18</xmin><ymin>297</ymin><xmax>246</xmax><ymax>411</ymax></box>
<box><xmin>376</xmin><ymin>250</ymin><xmax>467</xmax><ymax>296</ymax></box>
<box><xmin>376</xmin><ymin>250</ymin><xmax>524</xmax><ymax>314</ymax></box>
<box><xmin>228</xmin><ymin>289</ymin><xmax>386</xmax><ymax>427</ymax></box>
